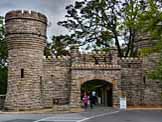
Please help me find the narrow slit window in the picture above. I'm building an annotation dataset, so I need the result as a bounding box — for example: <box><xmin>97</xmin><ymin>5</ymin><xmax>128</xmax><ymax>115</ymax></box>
<box><xmin>40</xmin><ymin>76</ymin><xmax>42</xmax><ymax>89</ymax></box>
<box><xmin>21</xmin><ymin>69</ymin><xmax>24</xmax><ymax>78</ymax></box>
<box><xmin>40</xmin><ymin>76</ymin><xmax>42</xmax><ymax>82</ymax></box>
<box><xmin>143</xmin><ymin>76</ymin><xmax>146</xmax><ymax>85</ymax></box>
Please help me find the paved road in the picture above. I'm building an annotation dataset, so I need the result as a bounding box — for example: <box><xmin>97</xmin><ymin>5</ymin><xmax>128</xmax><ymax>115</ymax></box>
<box><xmin>86</xmin><ymin>110</ymin><xmax>162</xmax><ymax>122</ymax></box>
<box><xmin>0</xmin><ymin>107</ymin><xmax>116</xmax><ymax>122</ymax></box>
<box><xmin>0</xmin><ymin>108</ymin><xmax>162</xmax><ymax>122</ymax></box>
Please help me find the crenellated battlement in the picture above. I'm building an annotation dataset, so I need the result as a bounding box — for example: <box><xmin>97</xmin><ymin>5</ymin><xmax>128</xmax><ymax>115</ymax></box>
<box><xmin>43</xmin><ymin>56</ymin><xmax>71</xmax><ymax>67</ymax></box>
<box><xmin>119</xmin><ymin>57</ymin><xmax>142</xmax><ymax>63</ymax></box>
<box><xmin>79</xmin><ymin>51</ymin><xmax>109</xmax><ymax>55</ymax></box>
<box><xmin>5</xmin><ymin>10</ymin><xmax>47</xmax><ymax>23</ymax></box>
<box><xmin>72</xmin><ymin>64</ymin><xmax>121</xmax><ymax>70</ymax></box>
<box><xmin>73</xmin><ymin>51</ymin><xmax>114</xmax><ymax>65</ymax></box>
<box><xmin>43</xmin><ymin>52</ymin><xmax>143</xmax><ymax>68</ymax></box>
<box><xmin>119</xmin><ymin>57</ymin><xmax>143</xmax><ymax>69</ymax></box>
<box><xmin>44</xmin><ymin>56</ymin><xmax>71</xmax><ymax>62</ymax></box>
<box><xmin>5</xmin><ymin>10</ymin><xmax>47</xmax><ymax>49</ymax></box>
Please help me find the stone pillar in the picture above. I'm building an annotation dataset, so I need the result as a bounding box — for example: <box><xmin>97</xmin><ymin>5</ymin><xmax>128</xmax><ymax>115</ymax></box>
<box><xmin>110</xmin><ymin>48</ymin><xmax>120</xmax><ymax>107</ymax></box>
<box><xmin>110</xmin><ymin>48</ymin><xmax>118</xmax><ymax>65</ymax></box>
<box><xmin>69</xmin><ymin>81</ymin><xmax>82</xmax><ymax>112</ymax></box>
<box><xmin>70</xmin><ymin>44</ymin><xmax>80</xmax><ymax>64</ymax></box>
<box><xmin>69</xmin><ymin>70</ymin><xmax>83</xmax><ymax>112</ymax></box>
<box><xmin>112</xmin><ymin>79</ymin><xmax>120</xmax><ymax>108</ymax></box>
<box><xmin>4</xmin><ymin>10</ymin><xmax>47</xmax><ymax>111</ymax></box>
<box><xmin>69</xmin><ymin>44</ymin><xmax>83</xmax><ymax>112</ymax></box>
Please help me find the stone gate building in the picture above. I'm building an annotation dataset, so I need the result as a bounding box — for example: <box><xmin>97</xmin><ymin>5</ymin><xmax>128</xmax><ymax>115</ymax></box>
<box><xmin>4</xmin><ymin>10</ymin><xmax>162</xmax><ymax>111</ymax></box>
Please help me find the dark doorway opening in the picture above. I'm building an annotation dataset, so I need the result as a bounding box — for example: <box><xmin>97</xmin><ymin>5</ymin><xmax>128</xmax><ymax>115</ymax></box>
<box><xmin>107</xmin><ymin>88</ymin><xmax>112</xmax><ymax>106</ymax></box>
<box><xmin>81</xmin><ymin>79</ymin><xmax>113</xmax><ymax>107</ymax></box>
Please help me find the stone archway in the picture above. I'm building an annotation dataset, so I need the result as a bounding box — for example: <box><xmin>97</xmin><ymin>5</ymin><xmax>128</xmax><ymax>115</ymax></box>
<box><xmin>69</xmin><ymin>68</ymin><xmax>121</xmax><ymax>111</ymax></box>
<box><xmin>81</xmin><ymin>79</ymin><xmax>113</xmax><ymax>107</ymax></box>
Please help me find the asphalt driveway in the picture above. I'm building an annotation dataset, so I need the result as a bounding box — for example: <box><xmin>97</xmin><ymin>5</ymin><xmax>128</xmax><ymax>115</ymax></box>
<box><xmin>0</xmin><ymin>108</ymin><xmax>162</xmax><ymax>122</ymax></box>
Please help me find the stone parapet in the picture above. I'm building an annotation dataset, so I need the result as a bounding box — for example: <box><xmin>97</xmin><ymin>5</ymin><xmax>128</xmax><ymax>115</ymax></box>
<box><xmin>43</xmin><ymin>56</ymin><xmax>71</xmax><ymax>67</ymax></box>
<box><xmin>80</xmin><ymin>51</ymin><xmax>109</xmax><ymax>55</ymax></box>
<box><xmin>5</xmin><ymin>10</ymin><xmax>47</xmax><ymax>38</ymax></box>
<box><xmin>44</xmin><ymin>56</ymin><xmax>71</xmax><ymax>61</ymax></box>
<box><xmin>71</xmin><ymin>64</ymin><xmax>121</xmax><ymax>70</ymax></box>
<box><xmin>119</xmin><ymin>57</ymin><xmax>142</xmax><ymax>63</ymax></box>
<box><xmin>71</xmin><ymin>51</ymin><xmax>113</xmax><ymax>65</ymax></box>
<box><xmin>5</xmin><ymin>10</ymin><xmax>47</xmax><ymax>23</ymax></box>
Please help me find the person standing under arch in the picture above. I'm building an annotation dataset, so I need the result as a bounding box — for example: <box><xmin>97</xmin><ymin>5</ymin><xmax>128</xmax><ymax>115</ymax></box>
<box><xmin>82</xmin><ymin>92</ymin><xmax>89</xmax><ymax>109</ymax></box>
<box><xmin>89</xmin><ymin>91</ymin><xmax>97</xmax><ymax>109</ymax></box>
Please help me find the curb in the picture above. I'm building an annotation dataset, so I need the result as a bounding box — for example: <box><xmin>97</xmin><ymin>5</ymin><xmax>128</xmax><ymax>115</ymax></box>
<box><xmin>127</xmin><ymin>108</ymin><xmax>162</xmax><ymax>111</ymax></box>
<box><xmin>0</xmin><ymin>109</ymin><xmax>53</xmax><ymax>114</ymax></box>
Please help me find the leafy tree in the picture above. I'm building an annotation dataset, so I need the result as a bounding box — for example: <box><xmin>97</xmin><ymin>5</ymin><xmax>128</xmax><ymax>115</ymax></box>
<box><xmin>0</xmin><ymin>16</ymin><xmax>7</xmax><ymax>94</ymax></box>
<box><xmin>58</xmin><ymin>0</ymin><xmax>149</xmax><ymax>57</ymax></box>
<box><xmin>44</xmin><ymin>42</ymin><xmax>52</xmax><ymax>58</ymax></box>
<box><xmin>138</xmin><ymin>0</ymin><xmax>162</xmax><ymax>54</ymax></box>
<box><xmin>50</xmin><ymin>35</ymin><xmax>78</xmax><ymax>57</ymax></box>
<box><xmin>138</xmin><ymin>0</ymin><xmax>162</xmax><ymax>81</ymax></box>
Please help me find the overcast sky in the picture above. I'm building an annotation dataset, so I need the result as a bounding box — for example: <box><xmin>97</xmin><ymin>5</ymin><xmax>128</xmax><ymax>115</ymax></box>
<box><xmin>0</xmin><ymin>0</ymin><xmax>77</xmax><ymax>42</ymax></box>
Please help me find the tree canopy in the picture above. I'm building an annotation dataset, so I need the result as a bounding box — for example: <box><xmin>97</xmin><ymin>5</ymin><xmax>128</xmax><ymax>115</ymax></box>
<box><xmin>57</xmin><ymin>0</ymin><xmax>155</xmax><ymax>57</ymax></box>
<box><xmin>53</xmin><ymin>0</ymin><xmax>162</xmax><ymax>81</ymax></box>
<box><xmin>0</xmin><ymin>16</ymin><xmax>7</xmax><ymax>94</ymax></box>
<box><xmin>50</xmin><ymin>35</ymin><xmax>77</xmax><ymax>57</ymax></box>
<box><xmin>137</xmin><ymin>1</ymin><xmax>162</xmax><ymax>81</ymax></box>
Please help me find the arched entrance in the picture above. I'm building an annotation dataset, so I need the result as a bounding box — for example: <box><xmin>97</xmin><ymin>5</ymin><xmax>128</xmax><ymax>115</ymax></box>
<box><xmin>81</xmin><ymin>79</ymin><xmax>113</xmax><ymax>107</ymax></box>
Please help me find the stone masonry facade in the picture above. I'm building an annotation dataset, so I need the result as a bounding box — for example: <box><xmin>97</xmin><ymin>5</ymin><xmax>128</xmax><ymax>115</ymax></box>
<box><xmin>4</xmin><ymin>10</ymin><xmax>162</xmax><ymax>111</ymax></box>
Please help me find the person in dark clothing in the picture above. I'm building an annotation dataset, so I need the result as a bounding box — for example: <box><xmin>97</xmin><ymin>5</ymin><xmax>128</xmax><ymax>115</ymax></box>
<box><xmin>89</xmin><ymin>93</ymin><xmax>96</xmax><ymax>109</ymax></box>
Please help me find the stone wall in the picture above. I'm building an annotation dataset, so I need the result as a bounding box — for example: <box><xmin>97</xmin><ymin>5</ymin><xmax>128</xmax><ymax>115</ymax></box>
<box><xmin>142</xmin><ymin>53</ymin><xmax>162</xmax><ymax>106</ymax></box>
<box><xmin>42</xmin><ymin>57</ymin><xmax>71</xmax><ymax>108</ymax></box>
<box><xmin>120</xmin><ymin>58</ymin><xmax>144</xmax><ymax>106</ymax></box>
<box><xmin>134</xmin><ymin>32</ymin><xmax>162</xmax><ymax>106</ymax></box>
<box><xmin>120</xmin><ymin>57</ymin><xmax>162</xmax><ymax>106</ymax></box>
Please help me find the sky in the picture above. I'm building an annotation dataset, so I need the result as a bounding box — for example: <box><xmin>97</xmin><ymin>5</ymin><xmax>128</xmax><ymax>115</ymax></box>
<box><xmin>0</xmin><ymin>0</ymin><xmax>77</xmax><ymax>42</ymax></box>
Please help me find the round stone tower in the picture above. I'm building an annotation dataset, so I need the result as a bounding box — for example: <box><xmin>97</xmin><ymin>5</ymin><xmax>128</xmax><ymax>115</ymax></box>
<box><xmin>5</xmin><ymin>10</ymin><xmax>47</xmax><ymax>111</ymax></box>
<box><xmin>135</xmin><ymin>33</ymin><xmax>153</xmax><ymax>49</ymax></box>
